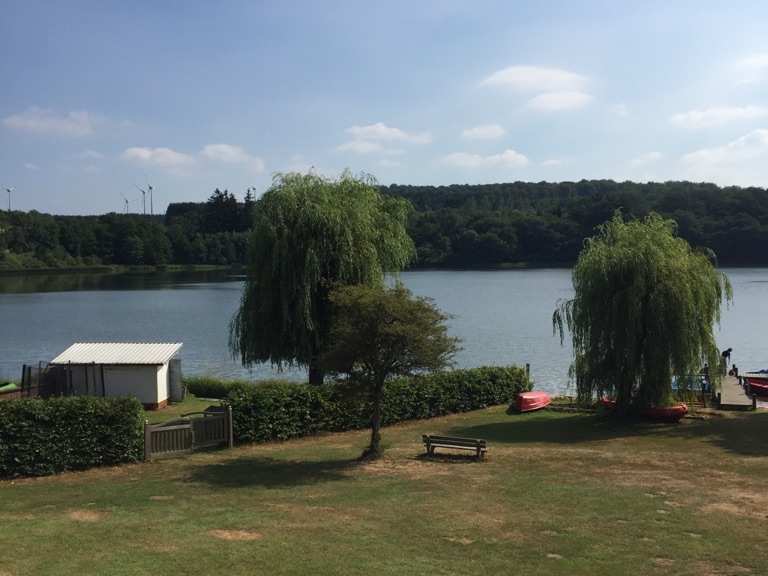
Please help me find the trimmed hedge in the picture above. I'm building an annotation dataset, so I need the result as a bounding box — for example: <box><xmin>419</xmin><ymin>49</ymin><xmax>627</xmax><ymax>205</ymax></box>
<box><xmin>227</xmin><ymin>366</ymin><xmax>530</xmax><ymax>444</ymax></box>
<box><xmin>184</xmin><ymin>376</ymin><xmax>292</xmax><ymax>399</ymax></box>
<box><xmin>0</xmin><ymin>396</ymin><xmax>145</xmax><ymax>478</ymax></box>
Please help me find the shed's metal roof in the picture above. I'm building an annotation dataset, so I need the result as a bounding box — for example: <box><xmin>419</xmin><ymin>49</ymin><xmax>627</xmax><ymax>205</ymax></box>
<box><xmin>50</xmin><ymin>342</ymin><xmax>182</xmax><ymax>365</ymax></box>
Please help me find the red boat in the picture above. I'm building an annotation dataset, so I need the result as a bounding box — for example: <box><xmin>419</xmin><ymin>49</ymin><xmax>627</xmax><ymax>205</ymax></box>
<box><xmin>641</xmin><ymin>403</ymin><xmax>688</xmax><ymax>423</ymax></box>
<box><xmin>745</xmin><ymin>373</ymin><xmax>768</xmax><ymax>397</ymax></box>
<box><xmin>517</xmin><ymin>391</ymin><xmax>551</xmax><ymax>412</ymax></box>
<box><xmin>598</xmin><ymin>398</ymin><xmax>616</xmax><ymax>409</ymax></box>
<box><xmin>598</xmin><ymin>398</ymin><xmax>687</xmax><ymax>422</ymax></box>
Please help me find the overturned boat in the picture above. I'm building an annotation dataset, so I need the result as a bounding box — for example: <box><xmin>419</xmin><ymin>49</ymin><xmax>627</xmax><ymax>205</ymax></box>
<box><xmin>516</xmin><ymin>391</ymin><xmax>552</xmax><ymax>412</ymax></box>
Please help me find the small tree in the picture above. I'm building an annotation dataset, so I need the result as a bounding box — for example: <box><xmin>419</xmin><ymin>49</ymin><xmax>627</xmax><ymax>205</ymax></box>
<box><xmin>322</xmin><ymin>284</ymin><xmax>459</xmax><ymax>458</ymax></box>
<box><xmin>553</xmin><ymin>212</ymin><xmax>732</xmax><ymax>412</ymax></box>
<box><xmin>230</xmin><ymin>172</ymin><xmax>414</xmax><ymax>384</ymax></box>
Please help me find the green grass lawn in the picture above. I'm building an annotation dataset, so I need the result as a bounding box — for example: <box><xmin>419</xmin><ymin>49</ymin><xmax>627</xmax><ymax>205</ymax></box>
<box><xmin>2</xmin><ymin>407</ymin><xmax>768</xmax><ymax>576</ymax></box>
<box><xmin>144</xmin><ymin>394</ymin><xmax>219</xmax><ymax>424</ymax></box>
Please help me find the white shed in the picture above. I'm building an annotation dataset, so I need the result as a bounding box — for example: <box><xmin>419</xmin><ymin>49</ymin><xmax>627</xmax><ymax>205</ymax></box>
<box><xmin>49</xmin><ymin>342</ymin><xmax>183</xmax><ymax>410</ymax></box>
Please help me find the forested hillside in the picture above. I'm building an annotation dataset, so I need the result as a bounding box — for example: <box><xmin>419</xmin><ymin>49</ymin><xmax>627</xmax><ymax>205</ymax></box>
<box><xmin>2</xmin><ymin>180</ymin><xmax>767</xmax><ymax>271</ymax></box>
<box><xmin>385</xmin><ymin>180</ymin><xmax>768</xmax><ymax>267</ymax></box>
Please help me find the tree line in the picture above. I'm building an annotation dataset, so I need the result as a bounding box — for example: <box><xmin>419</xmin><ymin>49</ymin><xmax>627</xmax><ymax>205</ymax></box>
<box><xmin>1</xmin><ymin>180</ymin><xmax>767</xmax><ymax>270</ymax></box>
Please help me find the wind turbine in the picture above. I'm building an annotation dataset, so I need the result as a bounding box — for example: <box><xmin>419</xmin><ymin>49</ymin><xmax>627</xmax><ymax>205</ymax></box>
<box><xmin>135</xmin><ymin>185</ymin><xmax>146</xmax><ymax>215</ymax></box>
<box><xmin>120</xmin><ymin>193</ymin><xmax>129</xmax><ymax>214</ymax></box>
<box><xmin>4</xmin><ymin>187</ymin><xmax>13</xmax><ymax>212</ymax></box>
<box><xmin>136</xmin><ymin>182</ymin><xmax>154</xmax><ymax>216</ymax></box>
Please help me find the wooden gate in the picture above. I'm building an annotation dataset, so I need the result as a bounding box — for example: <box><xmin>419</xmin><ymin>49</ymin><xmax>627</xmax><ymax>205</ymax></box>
<box><xmin>144</xmin><ymin>405</ymin><xmax>233</xmax><ymax>460</ymax></box>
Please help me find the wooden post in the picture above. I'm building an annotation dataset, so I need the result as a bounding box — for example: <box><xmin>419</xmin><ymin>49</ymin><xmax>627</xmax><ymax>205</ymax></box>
<box><xmin>525</xmin><ymin>363</ymin><xmax>530</xmax><ymax>381</ymax></box>
<box><xmin>144</xmin><ymin>419</ymin><xmax>152</xmax><ymax>461</ymax></box>
<box><xmin>226</xmin><ymin>405</ymin><xmax>234</xmax><ymax>449</ymax></box>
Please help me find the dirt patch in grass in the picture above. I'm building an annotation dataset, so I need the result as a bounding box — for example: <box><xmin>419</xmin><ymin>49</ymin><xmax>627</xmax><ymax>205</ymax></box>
<box><xmin>68</xmin><ymin>509</ymin><xmax>106</xmax><ymax>522</ymax></box>
<box><xmin>208</xmin><ymin>529</ymin><xmax>263</xmax><ymax>541</ymax></box>
<box><xmin>444</xmin><ymin>536</ymin><xmax>474</xmax><ymax>545</ymax></box>
<box><xmin>149</xmin><ymin>495</ymin><xmax>174</xmax><ymax>501</ymax></box>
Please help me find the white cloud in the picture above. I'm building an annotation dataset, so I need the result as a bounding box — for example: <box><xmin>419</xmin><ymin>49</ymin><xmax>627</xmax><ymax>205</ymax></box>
<box><xmin>122</xmin><ymin>143</ymin><xmax>265</xmax><ymax>174</ymax></box>
<box><xmin>480</xmin><ymin>65</ymin><xmax>587</xmax><ymax>92</ymax></box>
<box><xmin>200</xmin><ymin>143</ymin><xmax>265</xmax><ymax>173</ymax></box>
<box><xmin>682</xmin><ymin>129</ymin><xmax>768</xmax><ymax>164</ymax></box>
<box><xmin>461</xmin><ymin>124</ymin><xmax>506</xmax><ymax>140</ymax></box>
<box><xmin>631</xmin><ymin>151</ymin><xmax>663</xmax><ymax>166</ymax></box>
<box><xmin>670</xmin><ymin>106</ymin><xmax>768</xmax><ymax>129</ymax></box>
<box><xmin>2</xmin><ymin>107</ymin><xmax>95</xmax><ymax>136</ymax></box>
<box><xmin>79</xmin><ymin>149</ymin><xmax>104</xmax><ymax>160</ymax></box>
<box><xmin>336</xmin><ymin>140</ymin><xmax>384</xmax><ymax>155</ymax></box>
<box><xmin>681</xmin><ymin>129</ymin><xmax>768</xmax><ymax>186</ymax></box>
<box><xmin>441</xmin><ymin>149</ymin><xmax>529</xmax><ymax>169</ymax></box>
<box><xmin>23</xmin><ymin>162</ymin><xmax>39</xmax><ymax>171</ymax></box>
<box><xmin>122</xmin><ymin>147</ymin><xmax>195</xmax><ymax>169</ymax></box>
<box><xmin>345</xmin><ymin>122</ymin><xmax>431</xmax><ymax>144</ymax></box>
<box><xmin>528</xmin><ymin>91</ymin><xmax>592</xmax><ymax>111</ymax></box>
<box><xmin>540</xmin><ymin>159</ymin><xmax>564</xmax><ymax>167</ymax></box>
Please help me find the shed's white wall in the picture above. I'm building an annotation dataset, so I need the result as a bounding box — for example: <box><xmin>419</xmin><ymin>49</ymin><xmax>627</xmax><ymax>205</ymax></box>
<box><xmin>103</xmin><ymin>365</ymin><xmax>162</xmax><ymax>404</ymax></box>
<box><xmin>156</xmin><ymin>364</ymin><xmax>169</xmax><ymax>403</ymax></box>
<box><xmin>57</xmin><ymin>363</ymin><xmax>171</xmax><ymax>405</ymax></box>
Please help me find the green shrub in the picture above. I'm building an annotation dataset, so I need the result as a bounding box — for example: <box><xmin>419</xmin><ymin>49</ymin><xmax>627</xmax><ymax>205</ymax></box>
<box><xmin>0</xmin><ymin>397</ymin><xmax>144</xmax><ymax>478</ymax></box>
<box><xmin>184</xmin><ymin>376</ymin><xmax>249</xmax><ymax>399</ymax></box>
<box><xmin>227</xmin><ymin>366</ymin><xmax>530</xmax><ymax>443</ymax></box>
<box><xmin>184</xmin><ymin>376</ymin><xmax>291</xmax><ymax>399</ymax></box>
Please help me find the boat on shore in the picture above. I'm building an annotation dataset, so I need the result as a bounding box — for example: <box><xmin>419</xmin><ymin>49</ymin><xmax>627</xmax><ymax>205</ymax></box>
<box><xmin>597</xmin><ymin>398</ymin><xmax>688</xmax><ymax>422</ymax></box>
<box><xmin>744</xmin><ymin>371</ymin><xmax>768</xmax><ymax>397</ymax></box>
<box><xmin>641</xmin><ymin>403</ymin><xmax>688</xmax><ymax>422</ymax></box>
<box><xmin>516</xmin><ymin>391</ymin><xmax>551</xmax><ymax>412</ymax></box>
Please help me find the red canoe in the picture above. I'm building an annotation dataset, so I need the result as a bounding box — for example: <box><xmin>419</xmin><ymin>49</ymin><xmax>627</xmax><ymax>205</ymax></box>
<box><xmin>641</xmin><ymin>403</ymin><xmax>688</xmax><ymax>423</ymax></box>
<box><xmin>517</xmin><ymin>391</ymin><xmax>551</xmax><ymax>412</ymax></box>
<box><xmin>599</xmin><ymin>398</ymin><xmax>687</xmax><ymax>422</ymax></box>
<box><xmin>746</xmin><ymin>378</ymin><xmax>768</xmax><ymax>397</ymax></box>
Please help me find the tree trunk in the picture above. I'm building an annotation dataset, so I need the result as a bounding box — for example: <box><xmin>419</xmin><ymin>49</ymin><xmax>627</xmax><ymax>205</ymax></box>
<box><xmin>364</xmin><ymin>380</ymin><xmax>385</xmax><ymax>459</ymax></box>
<box><xmin>308</xmin><ymin>360</ymin><xmax>324</xmax><ymax>386</ymax></box>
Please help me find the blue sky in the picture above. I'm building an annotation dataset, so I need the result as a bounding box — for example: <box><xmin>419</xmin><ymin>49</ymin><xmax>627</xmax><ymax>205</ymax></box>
<box><xmin>2</xmin><ymin>0</ymin><xmax>768</xmax><ymax>214</ymax></box>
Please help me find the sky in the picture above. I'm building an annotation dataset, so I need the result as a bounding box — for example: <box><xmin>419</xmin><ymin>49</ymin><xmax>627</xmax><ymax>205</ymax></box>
<box><xmin>2</xmin><ymin>0</ymin><xmax>768</xmax><ymax>214</ymax></box>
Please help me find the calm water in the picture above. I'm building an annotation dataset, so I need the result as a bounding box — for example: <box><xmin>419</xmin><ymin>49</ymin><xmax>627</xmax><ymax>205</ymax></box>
<box><xmin>1</xmin><ymin>269</ymin><xmax>766</xmax><ymax>394</ymax></box>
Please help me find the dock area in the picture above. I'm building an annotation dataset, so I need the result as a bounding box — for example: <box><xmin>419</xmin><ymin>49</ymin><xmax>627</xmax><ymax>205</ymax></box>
<box><xmin>719</xmin><ymin>375</ymin><xmax>754</xmax><ymax>409</ymax></box>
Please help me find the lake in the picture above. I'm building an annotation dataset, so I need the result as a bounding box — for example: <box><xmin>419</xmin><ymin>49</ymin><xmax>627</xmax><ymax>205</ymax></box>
<box><xmin>1</xmin><ymin>269</ymin><xmax>766</xmax><ymax>394</ymax></box>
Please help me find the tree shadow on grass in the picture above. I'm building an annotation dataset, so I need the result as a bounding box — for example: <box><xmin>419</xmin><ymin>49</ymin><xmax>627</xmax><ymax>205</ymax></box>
<box><xmin>447</xmin><ymin>411</ymin><xmax>768</xmax><ymax>457</ymax></box>
<box><xmin>186</xmin><ymin>456</ymin><xmax>356</xmax><ymax>489</ymax></box>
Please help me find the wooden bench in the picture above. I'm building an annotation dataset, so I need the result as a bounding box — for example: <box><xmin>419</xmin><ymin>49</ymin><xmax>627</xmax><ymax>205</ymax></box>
<box><xmin>422</xmin><ymin>435</ymin><xmax>487</xmax><ymax>459</ymax></box>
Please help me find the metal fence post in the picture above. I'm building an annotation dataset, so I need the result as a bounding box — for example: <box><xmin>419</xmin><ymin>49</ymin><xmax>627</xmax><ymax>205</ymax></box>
<box><xmin>144</xmin><ymin>419</ymin><xmax>152</xmax><ymax>461</ymax></box>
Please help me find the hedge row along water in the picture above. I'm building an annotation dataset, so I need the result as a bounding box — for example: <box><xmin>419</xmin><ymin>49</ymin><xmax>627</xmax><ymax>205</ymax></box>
<box><xmin>0</xmin><ymin>397</ymin><xmax>144</xmax><ymax>478</ymax></box>
<box><xmin>226</xmin><ymin>366</ymin><xmax>530</xmax><ymax>443</ymax></box>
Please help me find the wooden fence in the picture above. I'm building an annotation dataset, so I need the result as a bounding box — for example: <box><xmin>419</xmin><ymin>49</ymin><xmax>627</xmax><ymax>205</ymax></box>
<box><xmin>144</xmin><ymin>405</ymin><xmax>234</xmax><ymax>460</ymax></box>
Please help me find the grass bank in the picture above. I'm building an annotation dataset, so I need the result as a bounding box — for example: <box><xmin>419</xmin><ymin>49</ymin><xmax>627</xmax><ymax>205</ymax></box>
<box><xmin>2</xmin><ymin>407</ymin><xmax>767</xmax><ymax>575</ymax></box>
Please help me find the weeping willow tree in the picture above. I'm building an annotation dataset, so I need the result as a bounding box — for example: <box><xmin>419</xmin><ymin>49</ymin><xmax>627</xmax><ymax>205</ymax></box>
<box><xmin>553</xmin><ymin>212</ymin><xmax>732</xmax><ymax>411</ymax></box>
<box><xmin>230</xmin><ymin>171</ymin><xmax>415</xmax><ymax>384</ymax></box>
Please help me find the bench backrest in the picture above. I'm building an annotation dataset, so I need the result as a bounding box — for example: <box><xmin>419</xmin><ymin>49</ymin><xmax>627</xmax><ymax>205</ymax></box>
<box><xmin>423</xmin><ymin>434</ymin><xmax>486</xmax><ymax>447</ymax></box>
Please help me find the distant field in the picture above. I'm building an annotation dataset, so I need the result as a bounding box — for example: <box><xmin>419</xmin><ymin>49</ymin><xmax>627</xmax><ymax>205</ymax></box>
<box><xmin>2</xmin><ymin>407</ymin><xmax>767</xmax><ymax>575</ymax></box>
